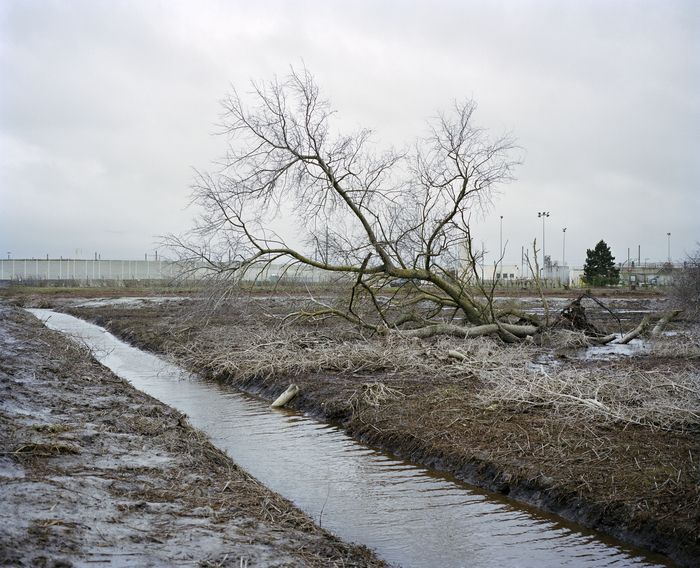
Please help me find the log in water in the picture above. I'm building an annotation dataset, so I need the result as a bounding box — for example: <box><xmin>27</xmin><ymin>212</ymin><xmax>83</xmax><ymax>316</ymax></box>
<box><xmin>28</xmin><ymin>309</ymin><xmax>670</xmax><ymax>568</ymax></box>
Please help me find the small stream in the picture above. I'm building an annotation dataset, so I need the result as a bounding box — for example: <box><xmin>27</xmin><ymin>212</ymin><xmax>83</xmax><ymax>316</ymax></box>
<box><xmin>28</xmin><ymin>309</ymin><xmax>671</xmax><ymax>568</ymax></box>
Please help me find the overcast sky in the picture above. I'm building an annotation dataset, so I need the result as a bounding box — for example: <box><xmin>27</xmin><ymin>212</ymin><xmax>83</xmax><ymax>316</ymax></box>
<box><xmin>1</xmin><ymin>0</ymin><xmax>698</xmax><ymax>266</ymax></box>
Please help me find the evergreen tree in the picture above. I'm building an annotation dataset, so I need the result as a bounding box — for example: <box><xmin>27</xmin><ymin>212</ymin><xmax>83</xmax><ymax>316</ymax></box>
<box><xmin>583</xmin><ymin>240</ymin><xmax>620</xmax><ymax>286</ymax></box>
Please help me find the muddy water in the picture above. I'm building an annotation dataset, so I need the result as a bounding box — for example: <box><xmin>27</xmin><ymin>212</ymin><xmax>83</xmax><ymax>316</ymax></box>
<box><xmin>29</xmin><ymin>309</ymin><xmax>670</xmax><ymax>568</ymax></box>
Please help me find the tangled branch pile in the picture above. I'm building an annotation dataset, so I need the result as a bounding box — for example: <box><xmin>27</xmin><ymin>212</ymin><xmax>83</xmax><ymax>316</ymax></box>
<box><xmin>170</xmin><ymin>318</ymin><xmax>539</xmax><ymax>384</ymax></box>
<box><xmin>651</xmin><ymin>334</ymin><xmax>700</xmax><ymax>359</ymax></box>
<box><xmin>473</xmin><ymin>364</ymin><xmax>700</xmax><ymax>432</ymax></box>
<box><xmin>166</xmin><ymin>295</ymin><xmax>699</xmax><ymax>434</ymax></box>
<box><xmin>174</xmin><ymin>326</ymin><xmax>432</xmax><ymax>382</ymax></box>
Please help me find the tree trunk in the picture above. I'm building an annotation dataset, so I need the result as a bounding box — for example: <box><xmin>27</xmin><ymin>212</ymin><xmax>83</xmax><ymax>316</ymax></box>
<box><xmin>590</xmin><ymin>333</ymin><xmax>617</xmax><ymax>345</ymax></box>
<box><xmin>613</xmin><ymin>316</ymin><xmax>651</xmax><ymax>345</ymax></box>
<box><xmin>394</xmin><ymin>322</ymin><xmax>537</xmax><ymax>340</ymax></box>
<box><xmin>651</xmin><ymin>310</ymin><xmax>682</xmax><ymax>337</ymax></box>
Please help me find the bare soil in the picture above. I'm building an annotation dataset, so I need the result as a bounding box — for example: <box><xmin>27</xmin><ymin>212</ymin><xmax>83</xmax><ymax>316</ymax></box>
<box><xmin>3</xmin><ymin>287</ymin><xmax>699</xmax><ymax>566</ymax></box>
<box><xmin>0</xmin><ymin>305</ymin><xmax>386</xmax><ymax>567</ymax></box>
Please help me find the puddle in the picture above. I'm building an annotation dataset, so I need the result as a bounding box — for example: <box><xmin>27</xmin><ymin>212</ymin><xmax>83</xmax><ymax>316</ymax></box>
<box><xmin>576</xmin><ymin>337</ymin><xmax>650</xmax><ymax>361</ymax></box>
<box><xmin>74</xmin><ymin>296</ymin><xmax>190</xmax><ymax>308</ymax></box>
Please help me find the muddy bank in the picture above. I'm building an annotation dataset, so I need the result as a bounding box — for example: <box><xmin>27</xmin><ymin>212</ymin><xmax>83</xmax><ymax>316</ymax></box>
<box><xmin>0</xmin><ymin>305</ymin><xmax>385</xmax><ymax>567</ymax></box>
<box><xmin>51</xmin><ymin>294</ymin><xmax>700</xmax><ymax>568</ymax></box>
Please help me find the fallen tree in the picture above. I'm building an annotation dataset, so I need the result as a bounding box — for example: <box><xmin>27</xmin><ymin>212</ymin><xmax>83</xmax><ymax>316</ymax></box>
<box><xmin>168</xmin><ymin>67</ymin><xmax>676</xmax><ymax>344</ymax></box>
<box><xmin>167</xmin><ymin>67</ymin><xmax>537</xmax><ymax>340</ymax></box>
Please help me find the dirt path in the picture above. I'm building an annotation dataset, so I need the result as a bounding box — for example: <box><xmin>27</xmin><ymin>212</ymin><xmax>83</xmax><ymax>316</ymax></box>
<box><xmin>0</xmin><ymin>306</ymin><xmax>386</xmax><ymax>567</ymax></box>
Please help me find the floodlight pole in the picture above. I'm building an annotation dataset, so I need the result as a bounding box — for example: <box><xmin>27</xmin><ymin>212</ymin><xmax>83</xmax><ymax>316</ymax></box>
<box><xmin>562</xmin><ymin>227</ymin><xmax>567</xmax><ymax>265</ymax></box>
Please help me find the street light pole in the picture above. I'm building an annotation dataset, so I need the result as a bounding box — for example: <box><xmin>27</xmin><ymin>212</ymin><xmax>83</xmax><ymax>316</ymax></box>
<box><xmin>666</xmin><ymin>232</ymin><xmax>671</xmax><ymax>263</ymax></box>
<box><xmin>562</xmin><ymin>227</ymin><xmax>567</xmax><ymax>265</ymax></box>
<box><xmin>537</xmin><ymin>211</ymin><xmax>550</xmax><ymax>275</ymax></box>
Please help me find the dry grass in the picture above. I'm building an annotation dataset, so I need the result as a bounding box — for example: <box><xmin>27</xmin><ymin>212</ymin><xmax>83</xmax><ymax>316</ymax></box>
<box><xmin>349</xmin><ymin>382</ymin><xmax>405</xmax><ymax>409</ymax></box>
<box><xmin>10</xmin><ymin>441</ymin><xmax>81</xmax><ymax>456</ymax></box>
<box><xmin>650</xmin><ymin>331</ymin><xmax>700</xmax><ymax>359</ymax></box>
<box><xmin>173</xmin><ymin>320</ymin><xmax>542</xmax><ymax>383</ymax></box>
<box><xmin>172</xmin><ymin>319</ymin><xmax>700</xmax><ymax>434</ymax></box>
<box><xmin>473</xmin><ymin>364</ymin><xmax>700</xmax><ymax>432</ymax></box>
<box><xmin>174</xmin><ymin>324</ymin><xmax>433</xmax><ymax>381</ymax></box>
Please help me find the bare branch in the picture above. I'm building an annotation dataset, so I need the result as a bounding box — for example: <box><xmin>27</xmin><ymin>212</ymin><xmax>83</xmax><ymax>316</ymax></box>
<box><xmin>169</xmin><ymin>68</ymin><xmax>524</xmax><ymax>335</ymax></box>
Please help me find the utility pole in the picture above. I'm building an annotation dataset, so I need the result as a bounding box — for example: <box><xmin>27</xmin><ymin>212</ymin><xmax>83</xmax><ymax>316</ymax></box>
<box><xmin>667</xmin><ymin>232</ymin><xmax>671</xmax><ymax>263</ymax></box>
<box><xmin>537</xmin><ymin>212</ymin><xmax>550</xmax><ymax>277</ymax></box>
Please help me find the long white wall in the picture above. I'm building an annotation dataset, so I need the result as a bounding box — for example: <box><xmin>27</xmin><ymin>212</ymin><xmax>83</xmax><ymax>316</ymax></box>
<box><xmin>0</xmin><ymin>258</ymin><xmax>332</xmax><ymax>284</ymax></box>
<box><xmin>0</xmin><ymin>259</ymin><xmax>180</xmax><ymax>282</ymax></box>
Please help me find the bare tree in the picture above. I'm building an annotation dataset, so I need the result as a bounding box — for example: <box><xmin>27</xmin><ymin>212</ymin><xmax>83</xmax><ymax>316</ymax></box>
<box><xmin>671</xmin><ymin>245</ymin><xmax>700</xmax><ymax>320</ymax></box>
<box><xmin>169</xmin><ymin>67</ymin><xmax>537</xmax><ymax>339</ymax></box>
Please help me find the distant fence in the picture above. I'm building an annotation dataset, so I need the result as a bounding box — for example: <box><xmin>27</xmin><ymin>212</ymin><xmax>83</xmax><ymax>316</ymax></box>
<box><xmin>0</xmin><ymin>258</ymin><xmax>683</xmax><ymax>287</ymax></box>
<box><xmin>0</xmin><ymin>258</ymin><xmax>333</xmax><ymax>285</ymax></box>
<box><xmin>0</xmin><ymin>259</ymin><xmax>180</xmax><ymax>284</ymax></box>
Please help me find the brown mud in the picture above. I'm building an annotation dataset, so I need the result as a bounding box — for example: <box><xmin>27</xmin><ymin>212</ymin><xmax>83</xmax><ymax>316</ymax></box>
<box><xmin>0</xmin><ymin>305</ymin><xmax>386</xmax><ymax>567</ymax></box>
<box><xmin>4</xmin><ymin>287</ymin><xmax>699</xmax><ymax>567</ymax></box>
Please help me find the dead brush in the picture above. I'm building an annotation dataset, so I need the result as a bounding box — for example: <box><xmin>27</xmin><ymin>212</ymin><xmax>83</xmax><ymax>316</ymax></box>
<box><xmin>169</xmin><ymin>321</ymin><xmax>547</xmax><ymax>386</ymax></box>
<box><xmin>473</xmin><ymin>364</ymin><xmax>700</xmax><ymax>432</ymax></box>
<box><xmin>541</xmin><ymin>329</ymin><xmax>593</xmax><ymax>350</ymax></box>
<box><xmin>11</xmin><ymin>441</ymin><xmax>81</xmax><ymax>456</ymax></box>
<box><xmin>650</xmin><ymin>334</ymin><xmax>700</xmax><ymax>359</ymax></box>
<box><xmin>172</xmin><ymin>325</ymin><xmax>456</xmax><ymax>382</ymax></box>
<box><xmin>437</xmin><ymin>336</ymin><xmax>539</xmax><ymax>372</ymax></box>
<box><xmin>349</xmin><ymin>382</ymin><xmax>405</xmax><ymax>409</ymax></box>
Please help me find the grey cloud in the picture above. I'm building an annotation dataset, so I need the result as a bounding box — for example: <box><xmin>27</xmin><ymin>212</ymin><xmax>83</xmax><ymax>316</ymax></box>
<box><xmin>0</xmin><ymin>0</ymin><xmax>697</xmax><ymax>264</ymax></box>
